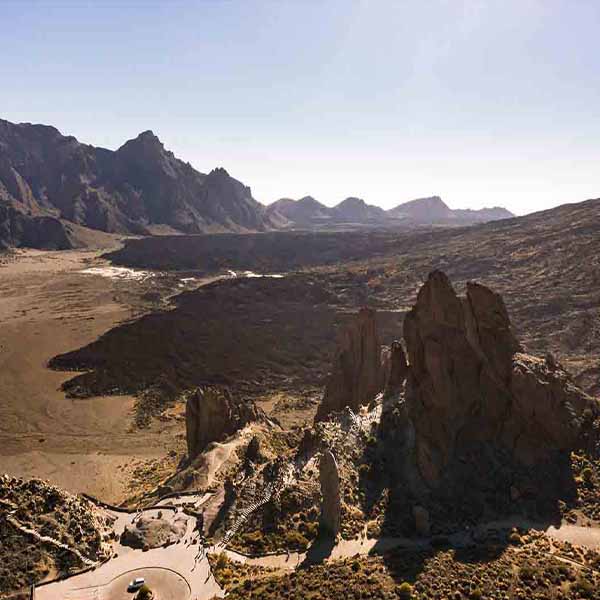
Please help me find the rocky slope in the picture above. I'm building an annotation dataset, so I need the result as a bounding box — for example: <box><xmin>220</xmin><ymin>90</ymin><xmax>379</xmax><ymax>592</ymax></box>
<box><xmin>0</xmin><ymin>118</ymin><xmax>281</xmax><ymax>248</ymax></box>
<box><xmin>0</xmin><ymin>475</ymin><xmax>112</xmax><ymax>595</ymax></box>
<box><xmin>269</xmin><ymin>194</ymin><xmax>513</xmax><ymax>229</ymax></box>
<box><xmin>211</xmin><ymin>273</ymin><xmax>599</xmax><ymax>555</ymax></box>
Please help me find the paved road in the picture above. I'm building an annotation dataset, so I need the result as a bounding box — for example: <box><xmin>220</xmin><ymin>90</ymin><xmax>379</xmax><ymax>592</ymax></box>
<box><xmin>37</xmin><ymin>506</ymin><xmax>223</xmax><ymax>600</ymax></box>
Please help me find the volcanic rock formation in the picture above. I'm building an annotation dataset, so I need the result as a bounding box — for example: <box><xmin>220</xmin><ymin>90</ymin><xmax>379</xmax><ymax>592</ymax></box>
<box><xmin>403</xmin><ymin>271</ymin><xmax>597</xmax><ymax>488</ymax></box>
<box><xmin>185</xmin><ymin>387</ymin><xmax>263</xmax><ymax>459</ymax></box>
<box><xmin>385</xmin><ymin>341</ymin><xmax>408</xmax><ymax>394</ymax></box>
<box><xmin>319</xmin><ymin>449</ymin><xmax>341</xmax><ymax>536</ymax></box>
<box><xmin>315</xmin><ymin>308</ymin><xmax>385</xmax><ymax>421</ymax></box>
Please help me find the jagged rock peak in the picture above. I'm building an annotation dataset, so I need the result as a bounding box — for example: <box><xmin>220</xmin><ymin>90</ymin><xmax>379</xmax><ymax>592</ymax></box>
<box><xmin>403</xmin><ymin>270</ymin><xmax>598</xmax><ymax>487</ymax></box>
<box><xmin>185</xmin><ymin>387</ymin><xmax>264</xmax><ymax>459</ymax></box>
<box><xmin>136</xmin><ymin>129</ymin><xmax>161</xmax><ymax>141</ymax></box>
<box><xmin>118</xmin><ymin>129</ymin><xmax>164</xmax><ymax>151</ymax></box>
<box><xmin>208</xmin><ymin>166</ymin><xmax>230</xmax><ymax>178</ymax></box>
<box><xmin>315</xmin><ymin>307</ymin><xmax>385</xmax><ymax>421</ymax></box>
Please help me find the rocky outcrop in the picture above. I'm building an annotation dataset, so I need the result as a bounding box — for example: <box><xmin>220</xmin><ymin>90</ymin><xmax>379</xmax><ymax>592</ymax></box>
<box><xmin>121</xmin><ymin>514</ymin><xmax>188</xmax><ymax>549</ymax></box>
<box><xmin>319</xmin><ymin>449</ymin><xmax>341</xmax><ymax>536</ymax></box>
<box><xmin>185</xmin><ymin>387</ymin><xmax>263</xmax><ymax>459</ymax></box>
<box><xmin>385</xmin><ymin>341</ymin><xmax>408</xmax><ymax>394</ymax></box>
<box><xmin>0</xmin><ymin>202</ymin><xmax>74</xmax><ymax>250</ymax></box>
<box><xmin>404</xmin><ymin>271</ymin><xmax>597</xmax><ymax>487</ymax></box>
<box><xmin>315</xmin><ymin>308</ymin><xmax>384</xmax><ymax>421</ymax></box>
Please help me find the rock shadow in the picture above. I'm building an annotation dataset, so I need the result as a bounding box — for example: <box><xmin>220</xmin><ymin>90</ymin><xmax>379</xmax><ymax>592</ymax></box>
<box><xmin>298</xmin><ymin>532</ymin><xmax>336</xmax><ymax>569</ymax></box>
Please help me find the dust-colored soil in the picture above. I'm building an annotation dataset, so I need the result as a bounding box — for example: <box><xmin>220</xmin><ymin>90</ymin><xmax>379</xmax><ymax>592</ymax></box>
<box><xmin>0</xmin><ymin>248</ymin><xmax>186</xmax><ymax>503</ymax></box>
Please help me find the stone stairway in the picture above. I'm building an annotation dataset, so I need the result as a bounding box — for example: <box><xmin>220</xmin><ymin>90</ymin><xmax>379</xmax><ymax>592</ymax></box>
<box><xmin>217</xmin><ymin>462</ymin><xmax>295</xmax><ymax>549</ymax></box>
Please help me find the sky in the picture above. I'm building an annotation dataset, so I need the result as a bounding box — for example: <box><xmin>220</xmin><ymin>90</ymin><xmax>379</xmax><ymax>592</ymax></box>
<box><xmin>2</xmin><ymin>1</ymin><xmax>600</xmax><ymax>215</ymax></box>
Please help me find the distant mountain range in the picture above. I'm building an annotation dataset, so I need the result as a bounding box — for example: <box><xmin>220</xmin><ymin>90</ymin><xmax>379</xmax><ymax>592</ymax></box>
<box><xmin>0</xmin><ymin>118</ymin><xmax>513</xmax><ymax>249</ymax></box>
<box><xmin>268</xmin><ymin>194</ymin><xmax>513</xmax><ymax>229</ymax></box>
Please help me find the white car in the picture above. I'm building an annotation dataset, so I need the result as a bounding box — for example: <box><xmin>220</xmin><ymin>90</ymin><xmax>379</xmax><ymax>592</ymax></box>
<box><xmin>128</xmin><ymin>577</ymin><xmax>145</xmax><ymax>592</ymax></box>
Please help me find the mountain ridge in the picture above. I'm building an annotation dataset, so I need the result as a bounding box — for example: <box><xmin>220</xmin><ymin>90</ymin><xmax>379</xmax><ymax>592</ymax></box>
<box><xmin>1</xmin><ymin>117</ymin><xmax>513</xmax><ymax>248</ymax></box>
<box><xmin>0</xmin><ymin>118</ymin><xmax>281</xmax><ymax>248</ymax></box>
<box><xmin>269</xmin><ymin>193</ymin><xmax>514</xmax><ymax>229</ymax></box>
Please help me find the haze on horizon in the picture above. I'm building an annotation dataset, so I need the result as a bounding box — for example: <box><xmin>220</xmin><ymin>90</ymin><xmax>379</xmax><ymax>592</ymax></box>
<box><xmin>2</xmin><ymin>0</ymin><xmax>600</xmax><ymax>216</ymax></box>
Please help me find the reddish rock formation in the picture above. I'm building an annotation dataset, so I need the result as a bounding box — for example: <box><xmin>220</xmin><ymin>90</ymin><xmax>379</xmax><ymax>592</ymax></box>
<box><xmin>185</xmin><ymin>387</ymin><xmax>263</xmax><ymax>459</ymax></box>
<box><xmin>403</xmin><ymin>271</ymin><xmax>597</xmax><ymax>487</ymax></box>
<box><xmin>315</xmin><ymin>308</ymin><xmax>384</xmax><ymax>421</ymax></box>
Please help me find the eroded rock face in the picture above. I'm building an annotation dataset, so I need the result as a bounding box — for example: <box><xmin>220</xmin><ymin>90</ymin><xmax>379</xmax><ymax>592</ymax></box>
<box><xmin>316</xmin><ymin>308</ymin><xmax>384</xmax><ymax>421</ymax></box>
<box><xmin>185</xmin><ymin>387</ymin><xmax>263</xmax><ymax>459</ymax></box>
<box><xmin>404</xmin><ymin>270</ymin><xmax>596</xmax><ymax>487</ymax></box>
<box><xmin>386</xmin><ymin>341</ymin><xmax>408</xmax><ymax>394</ymax></box>
<box><xmin>319</xmin><ymin>449</ymin><xmax>341</xmax><ymax>536</ymax></box>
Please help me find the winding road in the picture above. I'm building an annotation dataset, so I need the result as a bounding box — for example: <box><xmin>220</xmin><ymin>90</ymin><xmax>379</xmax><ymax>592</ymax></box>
<box><xmin>36</xmin><ymin>499</ymin><xmax>223</xmax><ymax>600</ymax></box>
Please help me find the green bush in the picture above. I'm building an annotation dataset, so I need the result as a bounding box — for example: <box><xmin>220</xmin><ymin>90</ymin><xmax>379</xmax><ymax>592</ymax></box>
<box><xmin>136</xmin><ymin>584</ymin><xmax>152</xmax><ymax>600</ymax></box>
<box><xmin>284</xmin><ymin>530</ymin><xmax>309</xmax><ymax>549</ymax></box>
<box><xmin>573</xmin><ymin>576</ymin><xmax>594</xmax><ymax>597</ymax></box>
<box><xmin>397</xmin><ymin>581</ymin><xmax>413</xmax><ymax>599</ymax></box>
<box><xmin>508</xmin><ymin>531</ymin><xmax>522</xmax><ymax>545</ymax></box>
<box><xmin>519</xmin><ymin>564</ymin><xmax>536</xmax><ymax>580</ymax></box>
<box><xmin>581</xmin><ymin>467</ymin><xmax>593</xmax><ymax>484</ymax></box>
<box><xmin>216</xmin><ymin>551</ymin><xmax>229</xmax><ymax>570</ymax></box>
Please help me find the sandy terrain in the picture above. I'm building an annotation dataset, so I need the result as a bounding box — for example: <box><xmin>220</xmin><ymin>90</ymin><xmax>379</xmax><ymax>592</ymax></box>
<box><xmin>0</xmin><ymin>248</ymin><xmax>184</xmax><ymax>503</ymax></box>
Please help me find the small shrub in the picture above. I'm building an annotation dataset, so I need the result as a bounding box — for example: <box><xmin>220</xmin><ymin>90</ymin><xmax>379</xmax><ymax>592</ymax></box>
<box><xmin>358</xmin><ymin>463</ymin><xmax>370</xmax><ymax>477</ymax></box>
<box><xmin>573</xmin><ymin>576</ymin><xmax>594</xmax><ymax>597</ymax></box>
<box><xmin>508</xmin><ymin>532</ymin><xmax>522</xmax><ymax>545</ymax></box>
<box><xmin>397</xmin><ymin>581</ymin><xmax>413</xmax><ymax>599</ymax></box>
<box><xmin>216</xmin><ymin>551</ymin><xmax>229</xmax><ymax>570</ymax></box>
<box><xmin>136</xmin><ymin>584</ymin><xmax>152</xmax><ymax>600</ymax></box>
<box><xmin>519</xmin><ymin>564</ymin><xmax>535</xmax><ymax>580</ymax></box>
<box><xmin>284</xmin><ymin>530</ymin><xmax>309</xmax><ymax>549</ymax></box>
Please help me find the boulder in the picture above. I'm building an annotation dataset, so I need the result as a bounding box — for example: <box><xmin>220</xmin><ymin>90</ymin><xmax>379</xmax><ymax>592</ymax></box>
<box><xmin>319</xmin><ymin>449</ymin><xmax>341</xmax><ymax>536</ymax></box>
<box><xmin>316</xmin><ymin>308</ymin><xmax>384</xmax><ymax>421</ymax></box>
<box><xmin>185</xmin><ymin>387</ymin><xmax>263</xmax><ymax>459</ymax></box>
<box><xmin>121</xmin><ymin>514</ymin><xmax>188</xmax><ymax>549</ymax></box>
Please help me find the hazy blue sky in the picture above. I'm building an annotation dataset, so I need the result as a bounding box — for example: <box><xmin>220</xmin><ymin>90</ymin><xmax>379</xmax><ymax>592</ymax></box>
<box><xmin>2</xmin><ymin>1</ymin><xmax>600</xmax><ymax>214</ymax></box>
